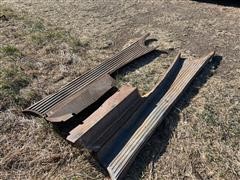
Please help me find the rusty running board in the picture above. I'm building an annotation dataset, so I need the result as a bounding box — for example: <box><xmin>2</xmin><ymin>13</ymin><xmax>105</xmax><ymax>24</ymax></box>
<box><xmin>96</xmin><ymin>51</ymin><xmax>215</xmax><ymax>180</ymax></box>
<box><xmin>23</xmin><ymin>34</ymin><xmax>157</xmax><ymax>121</ymax></box>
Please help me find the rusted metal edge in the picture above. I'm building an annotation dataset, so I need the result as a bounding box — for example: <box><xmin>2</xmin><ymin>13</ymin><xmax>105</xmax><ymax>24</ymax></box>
<box><xmin>23</xmin><ymin>34</ymin><xmax>157</xmax><ymax>118</ymax></box>
<box><xmin>96</xmin><ymin>51</ymin><xmax>215</xmax><ymax>180</ymax></box>
<box><xmin>66</xmin><ymin>85</ymin><xmax>142</xmax><ymax>151</ymax></box>
<box><xmin>46</xmin><ymin>74</ymin><xmax>115</xmax><ymax>122</ymax></box>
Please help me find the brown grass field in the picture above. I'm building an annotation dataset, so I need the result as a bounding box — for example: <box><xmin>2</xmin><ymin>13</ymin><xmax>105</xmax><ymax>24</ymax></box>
<box><xmin>0</xmin><ymin>0</ymin><xmax>239</xmax><ymax>179</ymax></box>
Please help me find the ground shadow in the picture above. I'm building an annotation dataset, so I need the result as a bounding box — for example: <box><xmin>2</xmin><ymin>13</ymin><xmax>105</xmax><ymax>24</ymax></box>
<box><xmin>124</xmin><ymin>55</ymin><xmax>222</xmax><ymax>179</ymax></box>
<box><xmin>193</xmin><ymin>0</ymin><xmax>240</xmax><ymax>7</ymax></box>
<box><xmin>112</xmin><ymin>49</ymin><xmax>167</xmax><ymax>78</ymax></box>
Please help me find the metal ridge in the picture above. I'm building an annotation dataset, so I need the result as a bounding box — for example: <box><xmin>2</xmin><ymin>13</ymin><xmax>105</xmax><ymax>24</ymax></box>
<box><xmin>23</xmin><ymin>34</ymin><xmax>157</xmax><ymax>118</ymax></box>
<box><xmin>97</xmin><ymin>51</ymin><xmax>215</xmax><ymax>180</ymax></box>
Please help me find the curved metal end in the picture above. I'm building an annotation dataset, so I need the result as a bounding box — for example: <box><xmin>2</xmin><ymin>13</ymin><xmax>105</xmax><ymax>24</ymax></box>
<box><xmin>107</xmin><ymin>166</ymin><xmax>123</xmax><ymax>180</ymax></box>
<box><xmin>22</xmin><ymin>109</ymin><xmax>43</xmax><ymax>117</ymax></box>
<box><xmin>175</xmin><ymin>52</ymin><xmax>182</xmax><ymax>61</ymax></box>
<box><xmin>138</xmin><ymin>33</ymin><xmax>150</xmax><ymax>45</ymax></box>
<box><xmin>195</xmin><ymin>51</ymin><xmax>215</xmax><ymax>64</ymax></box>
<box><xmin>138</xmin><ymin>33</ymin><xmax>158</xmax><ymax>49</ymax></box>
<box><xmin>141</xmin><ymin>33</ymin><xmax>151</xmax><ymax>40</ymax></box>
<box><xmin>204</xmin><ymin>51</ymin><xmax>215</xmax><ymax>61</ymax></box>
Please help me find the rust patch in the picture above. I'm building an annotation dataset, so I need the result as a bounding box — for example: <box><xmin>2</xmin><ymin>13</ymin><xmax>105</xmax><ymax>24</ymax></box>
<box><xmin>67</xmin><ymin>85</ymin><xmax>142</xmax><ymax>151</ymax></box>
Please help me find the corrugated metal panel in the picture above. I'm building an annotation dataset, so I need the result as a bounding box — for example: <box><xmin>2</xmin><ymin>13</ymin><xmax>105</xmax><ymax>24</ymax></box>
<box><xmin>23</xmin><ymin>34</ymin><xmax>156</xmax><ymax>119</ymax></box>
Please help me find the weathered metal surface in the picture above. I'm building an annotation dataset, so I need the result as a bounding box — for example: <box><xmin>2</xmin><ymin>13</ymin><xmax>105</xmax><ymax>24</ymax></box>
<box><xmin>96</xmin><ymin>52</ymin><xmax>215</xmax><ymax>180</ymax></box>
<box><xmin>23</xmin><ymin>33</ymin><xmax>156</xmax><ymax>118</ymax></box>
<box><xmin>22</xmin><ymin>31</ymin><xmax>215</xmax><ymax>180</ymax></box>
<box><xmin>46</xmin><ymin>74</ymin><xmax>115</xmax><ymax>122</ymax></box>
<box><xmin>67</xmin><ymin>85</ymin><xmax>142</xmax><ymax>151</ymax></box>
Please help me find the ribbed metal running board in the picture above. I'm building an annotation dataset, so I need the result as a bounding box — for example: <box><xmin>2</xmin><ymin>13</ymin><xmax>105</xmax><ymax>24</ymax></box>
<box><xmin>23</xmin><ymin>34</ymin><xmax>157</xmax><ymax>120</ymax></box>
<box><xmin>96</xmin><ymin>51</ymin><xmax>215</xmax><ymax>180</ymax></box>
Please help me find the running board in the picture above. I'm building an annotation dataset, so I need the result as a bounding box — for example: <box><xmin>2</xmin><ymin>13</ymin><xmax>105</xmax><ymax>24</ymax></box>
<box><xmin>23</xmin><ymin>34</ymin><xmax>157</xmax><ymax>121</ymax></box>
<box><xmin>96</xmin><ymin>51</ymin><xmax>215</xmax><ymax>180</ymax></box>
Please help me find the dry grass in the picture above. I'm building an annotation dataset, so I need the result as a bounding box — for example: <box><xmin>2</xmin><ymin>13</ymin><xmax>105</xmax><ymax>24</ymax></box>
<box><xmin>0</xmin><ymin>5</ymin><xmax>104</xmax><ymax>179</ymax></box>
<box><xmin>0</xmin><ymin>0</ymin><xmax>240</xmax><ymax>180</ymax></box>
